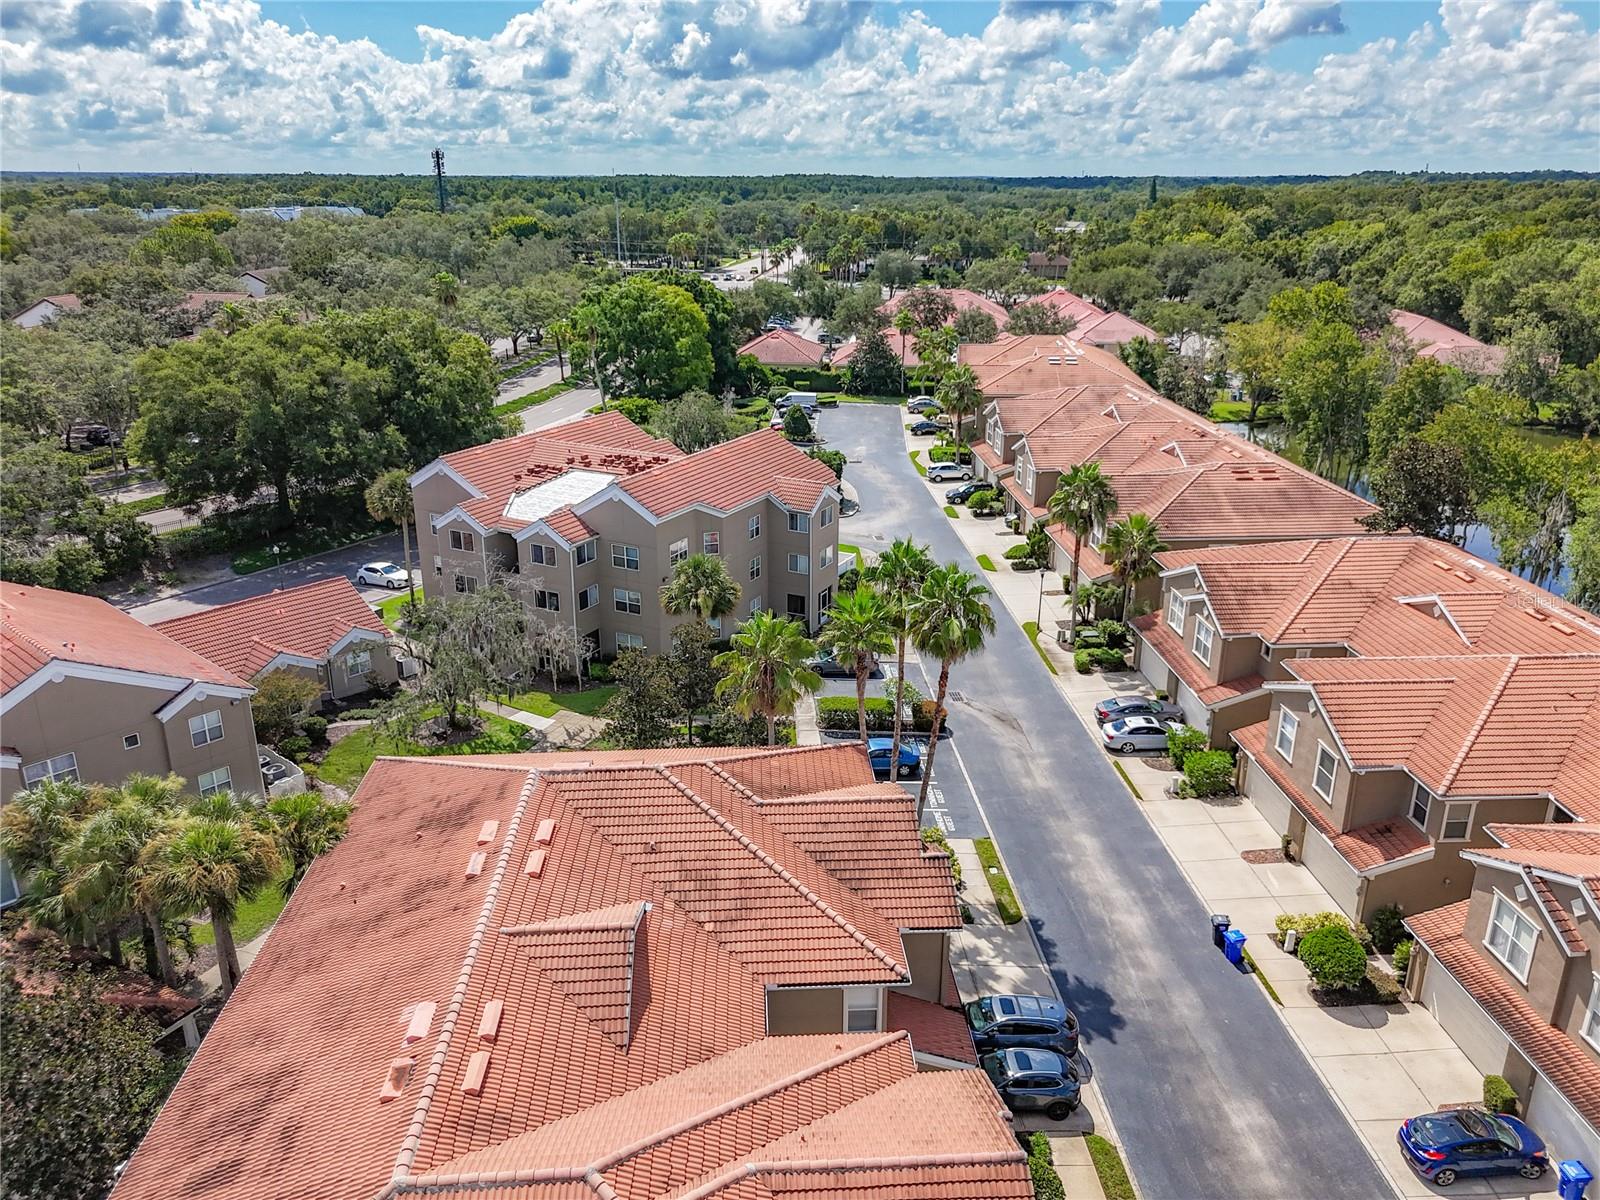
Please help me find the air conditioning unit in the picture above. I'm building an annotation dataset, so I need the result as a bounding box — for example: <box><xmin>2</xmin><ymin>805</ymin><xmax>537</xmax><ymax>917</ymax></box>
<box><xmin>398</xmin><ymin>658</ymin><xmax>420</xmax><ymax>680</ymax></box>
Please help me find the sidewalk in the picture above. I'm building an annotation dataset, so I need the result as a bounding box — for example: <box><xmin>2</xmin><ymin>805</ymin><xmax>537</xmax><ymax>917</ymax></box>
<box><xmin>950</xmin><ymin>836</ymin><xmax>1116</xmax><ymax>1200</ymax></box>
<box><xmin>479</xmin><ymin>700</ymin><xmax>605</xmax><ymax>747</ymax></box>
<box><xmin>914</xmin><ymin>428</ymin><xmax>1557</xmax><ymax>1200</ymax></box>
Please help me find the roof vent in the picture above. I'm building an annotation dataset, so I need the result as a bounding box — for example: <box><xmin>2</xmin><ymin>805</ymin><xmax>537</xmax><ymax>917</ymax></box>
<box><xmin>477</xmin><ymin>999</ymin><xmax>504</xmax><ymax>1043</ymax></box>
<box><xmin>465</xmin><ymin>851</ymin><xmax>487</xmax><ymax>878</ymax></box>
<box><xmin>461</xmin><ymin>1050</ymin><xmax>491</xmax><ymax>1096</ymax></box>
<box><xmin>1062</xmin><ymin>355</ymin><xmax>1078</xmax><ymax>364</ymax></box>
<box><xmin>1514</xmin><ymin>884</ymin><xmax>1528</xmax><ymax>902</ymax></box>
<box><xmin>477</xmin><ymin>820</ymin><xmax>499</xmax><ymax>845</ymax></box>
<box><xmin>1574</xmin><ymin>897</ymin><xmax>1588</xmax><ymax>918</ymax></box>
<box><xmin>523</xmin><ymin>848</ymin><xmax>548</xmax><ymax>878</ymax></box>
<box><xmin>1549</xmin><ymin>621</ymin><xmax>1575</xmax><ymax>635</ymax></box>
<box><xmin>1047</xmin><ymin>356</ymin><xmax>1061</xmax><ymax>365</ymax></box>
<box><xmin>379</xmin><ymin>1056</ymin><xmax>415</xmax><ymax>1103</ymax></box>
<box><xmin>402</xmin><ymin>1001</ymin><xmax>436</xmax><ymax>1045</ymax></box>
<box><xmin>1432</xmin><ymin>560</ymin><xmax>1451</xmax><ymax>570</ymax></box>
<box><xmin>534</xmin><ymin>818</ymin><xmax>556</xmax><ymax>845</ymax></box>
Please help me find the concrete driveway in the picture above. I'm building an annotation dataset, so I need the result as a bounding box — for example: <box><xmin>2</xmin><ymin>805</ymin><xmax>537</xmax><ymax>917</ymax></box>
<box><xmin>815</xmin><ymin>404</ymin><xmax>1394</xmax><ymax>1200</ymax></box>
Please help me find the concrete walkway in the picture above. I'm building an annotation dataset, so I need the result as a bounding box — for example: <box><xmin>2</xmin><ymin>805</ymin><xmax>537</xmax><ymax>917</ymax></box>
<box><xmin>479</xmin><ymin>700</ymin><xmax>606</xmax><ymax>748</ymax></box>
<box><xmin>921</xmin><ymin>444</ymin><xmax>1559</xmax><ymax>1200</ymax></box>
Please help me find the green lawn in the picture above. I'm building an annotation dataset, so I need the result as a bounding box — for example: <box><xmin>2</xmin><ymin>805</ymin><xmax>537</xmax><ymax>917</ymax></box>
<box><xmin>111</xmin><ymin>492</ymin><xmax>172</xmax><ymax>517</ymax></box>
<box><xmin>976</xmin><ymin>552</ymin><xmax>997</xmax><ymax>571</ymax></box>
<box><xmin>1208</xmin><ymin>399</ymin><xmax>1277</xmax><ymax>423</ymax></box>
<box><xmin>908</xmin><ymin>450</ymin><xmax>927</xmax><ymax>477</ymax></box>
<box><xmin>375</xmin><ymin>592</ymin><xmax>417</xmax><ymax>630</ymax></box>
<box><xmin>190</xmin><ymin>863</ymin><xmax>293</xmax><ymax>948</ymax></box>
<box><xmin>1022</xmin><ymin>621</ymin><xmax>1058</xmax><ymax>675</ymax></box>
<box><xmin>824</xmin><ymin>392</ymin><xmax>903</xmax><ymax>405</ymax></box>
<box><xmin>504</xmin><ymin>684</ymin><xmax>617</xmax><ymax>719</ymax></box>
<box><xmin>230</xmin><ymin>516</ymin><xmax>385</xmax><ymax>574</ymax></box>
<box><xmin>974</xmin><ymin>838</ymin><xmax>1022</xmax><ymax>924</ymax></box>
<box><xmin>318</xmin><ymin>707</ymin><xmax>531</xmax><ymax>790</ymax></box>
<box><xmin>492</xmin><ymin>376</ymin><xmax>582</xmax><ymax>417</ymax></box>
<box><xmin>838</xmin><ymin>541</ymin><xmax>861</xmax><ymax>558</ymax></box>
<box><xmin>943</xmin><ymin>505</ymin><xmax>960</xmax><ymax>519</ymax></box>
<box><xmin>1086</xmin><ymin>1135</ymin><xmax>1137</xmax><ymax>1200</ymax></box>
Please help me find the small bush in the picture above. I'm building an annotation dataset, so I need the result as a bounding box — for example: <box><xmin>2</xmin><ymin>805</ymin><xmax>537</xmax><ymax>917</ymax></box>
<box><xmin>1003</xmin><ymin>544</ymin><xmax>1030</xmax><ymax>561</ymax></box>
<box><xmin>921</xmin><ymin>826</ymin><xmax>961</xmax><ymax>885</ymax></box>
<box><xmin>1368</xmin><ymin>903</ymin><xmax>1406</xmax><ymax>953</ymax></box>
<box><xmin>1484</xmin><ymin>1074</ymin><xmax>1518</xmax><ymax>1115</ymax></box>
<box><xmin>338</xmin><ymin>706</ymin><xmax>381</xmax><ymax>721</ymax></box>
<box><xmin>1091</xmin><ymin>647</ymin><xmax>1127</xmax><ymax>670</ymax></box>
<box><xmin>1096</xmin><ymin>619</ymin><xmax>1132</xmax><ymax>650</ymax></box>
<box><xmin>298</xmin><ymin>714</ymin><xmax>329</xmax><ymax>742</ymax></box>
<box><xmin>1166</xmin><ymin>725</ymin><xmax>1206</xmax><ymax>769</ymax></box>
<box><xmin>278</xmin><ymin>734</ymin><xmax>312</xmax><ymax>761</ymax></box>
<box><xmin>837</xmin><ymin>567</ymin><xmax>860</xmax><ymax>593</ymax></box>
<box><xmin>1365</xmin><ymin>962</ymin><xmax>1403</xmax><ymax>1003</ymax></box>
<box><xmin>1074</xmin><ymin>649</ymin><xmax>1093</xmax><ymax>674</ymax></box>
<box><xmin>588</xmin><ymin>659</ymin><xmax>614</xmax><ymax>683</ymax></box>
<box><xmin>1183</xmin><ymin>749</ymin><xmax>1235</xmax><ymax>797</ymax></box>
<box><xmin>1392</xmin><ymin>939</ymin><xmax>1413</xmax><ymax>985</ymax></box>
<box><xmin>1298</xmin><ymin>924</ymin><xmax>1368</xmax><ymax>991</ymax></box>
<box><xmin>1275</xmin><ymin>910</ymin><xmax>1372</xmax><ymax>949</ymax></box>
<box><xmin>1026</xmin><ymin>1132</ymin><xmax>1065</xmax><ymax>1200</ymax></box>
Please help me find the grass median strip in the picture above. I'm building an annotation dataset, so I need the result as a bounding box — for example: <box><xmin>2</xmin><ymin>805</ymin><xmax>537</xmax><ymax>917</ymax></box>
<box><xmin>1112</xmin><ymin>760</ymin><xmax>1144</xmax><ymax>800</ymax></box>
<box><xmin>908</xmin><ymin>450</ymin><xmax>927</xmax><ymax>477</ymax></box>
<box><xmin>1086</xmin><ymin>1135</ymin><xmax>1137</xmax><ymax>1200</ymax></box>
<box><xmin>976</xmin><ymin>552</ymin><xmax>997</xmax><ymax>571</ymax></box>
<box><xmin>1242</xmin><ymin>948</ymin><xmax>1284</xmax><ymax>1006</ymax></box>
<box><xmin>1022</xmin><ymin>620</ymin><xmax>1058</xmax><ymax>675</ymax></box>
<box><xmin>111</xmin><ymin>492</ymin><xmax>172</xmax><ymax>517</ymax></box>
<box><xmin>943</xmin><ymin>504</ymin><xmax>960</xmax><ymax>519</ymax></box>
<box><xmin>492</xmin><ymin>376</ymin><xmax>581</xmax><ymax>417</ymax></box>
<box><xmin>973</xmin><ymin>837</ymin><xmax>1022</xmax><ymax>924</ymax></box>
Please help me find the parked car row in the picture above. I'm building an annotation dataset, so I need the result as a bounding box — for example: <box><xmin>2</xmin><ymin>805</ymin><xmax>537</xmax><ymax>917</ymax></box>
<box><xmin>967</xmin><ymin>995</ymin><xmax>1083</xmax><ymax>1121</ymax></box>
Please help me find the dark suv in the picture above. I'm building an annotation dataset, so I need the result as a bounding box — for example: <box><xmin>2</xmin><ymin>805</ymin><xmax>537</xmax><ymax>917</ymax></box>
<box><xmin>964</xmin><ymin>994</ymin><xmax>1079</xmax><ymax>1059</ymax></box>
<box><xmin>981</xmin><ymin>1048</ymin><xmax>1081</xmax><ymax>1121</ymax></box>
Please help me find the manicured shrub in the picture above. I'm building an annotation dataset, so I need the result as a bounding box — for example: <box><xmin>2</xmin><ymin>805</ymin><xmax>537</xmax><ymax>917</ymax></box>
<box><xmin>815</xmin><ymin>695</ymin><xmax>933</xmax><ymax>732</ymax></box>
<box><xmin>278</xmin><ymin>734</ymin><xmax>312</xmax><ymax>761</ymax></box>
<box><xmin>1003</xmin><ymin>544</ymin><xmax>1031</xmax><ymax>561</ymax></box>
<box><xmin>1483</xmin><ymin>1074</ymin><xmax>1518</xmax><ymax>1115</ymax></box>
<box><xmin>965</xmin><ymin>487</ymin><xmax>1000</xmax><ymax>511</ymax></box>
<box><xmin>338</xmin><ymin>706</ymin><xmax>381</xmax><ymax>721</ymax></box>
<box><xmin>1095</xmin><ymin>619</ymin><xmax>1132</xmax><ymax>650</ymax></box>
<box><xmin>1027</xmin><ymin>1132</ymin><xmax>1066</xmax><ymax>1200</ymax></box>
<box><xmin>1074</xmin><ymin>649</ymin><xmax>1093</xmax><ymax>674</ymax></box>
<box><xmin>1368</xmin><ymin>903</ymin><xmax>1407</xmax><ymax>953</ymax></box>
<box><xmin>1392</xmin><ymin>939</ymin><xmax>1413</xmax><ymax>985</ymax></box>
<box><xmin>1165</xmin><ymin>724</ymin><xmax>1206</xmax><ymax>768</ymax></box>
<box><xmin>1298</xmin><ymin>924</ymin><xmax>1367</xmax><ymax>991</ymax></box>
<box><xmin>1183</xmin><ymin>749</ymin><xmax>1235</xmax><ymax>797</ymax></box>
<box><xmin>298</xmin><ymin>714</ymin><xmax>329</xmax><ymax>742</ymax></box>
<box><xmin>1275</xmin><ymin>910</ymin><xmax>1371</xmax><ymax>948</ymax></box>
<box><xmin>1364</xmin><ymin>962</ymin><xmax>1403</xmax><ymax>1003</ymax></box>
<box><xmin>1091</xmin><ymin>647</ymin><xmax>1127</xmax><ymax>670</ymax></box>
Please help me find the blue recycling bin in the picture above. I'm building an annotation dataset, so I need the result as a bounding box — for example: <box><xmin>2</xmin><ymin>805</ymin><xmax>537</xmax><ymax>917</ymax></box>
<box><xmin>1223</xmin><ymin>927</ymin><xmax>1247</xmax><ymax>965</ymax></box>
<box><xmin>1558</xmin><ymin>1159</ymin><xmax>1593</xmax><ymax>1200</ymax></box>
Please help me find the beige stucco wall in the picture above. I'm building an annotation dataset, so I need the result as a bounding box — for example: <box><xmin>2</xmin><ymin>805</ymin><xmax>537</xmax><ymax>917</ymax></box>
<box><xmin>767</xmin><ymin>987</ymin><xmax>845</xmax><ymax>1035</ymax></box>
<box><xmin>897</xmin><ymin>931</ymin><xmax>949</xmax><ymax>1003</ymax></box>
<box><xmin>1464</xmin><ymin>870</ymin><xmax>1574</xmax><ymax>1024</ymax></box>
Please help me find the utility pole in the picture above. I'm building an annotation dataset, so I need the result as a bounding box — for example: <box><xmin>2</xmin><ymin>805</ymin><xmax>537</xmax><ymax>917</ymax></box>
<box><xmin>613</xmin><ymin>191</ymin><xmax>624</xmax><ymax>270</ymax></box>
<box><xmin>432</xmin><ymin>148</ymin><xmax>447</xmax><ymax>213</ymax></box>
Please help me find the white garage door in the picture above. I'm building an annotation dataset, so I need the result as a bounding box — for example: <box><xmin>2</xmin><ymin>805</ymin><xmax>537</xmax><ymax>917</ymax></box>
<box><xmin>1418</xmin><ymin>958</ymin><xmax>1511</xmax><ymax>1078</ymax></box>
<box><xmin>1526</xmin><ymin>1076</ymin><xmax>1600</xmax><ymax>1172</ymax></box>
<box><xmin>1174</xmin><ymin>681</ymin><xmax>1210</xmax><ymax>738</ymax></box>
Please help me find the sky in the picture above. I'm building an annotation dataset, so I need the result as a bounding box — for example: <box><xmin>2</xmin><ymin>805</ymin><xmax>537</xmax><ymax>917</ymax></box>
<box><xmin>1</xmin><ymin>0</ymin><xmax>1598</xmax><ymax>178</ymax></box>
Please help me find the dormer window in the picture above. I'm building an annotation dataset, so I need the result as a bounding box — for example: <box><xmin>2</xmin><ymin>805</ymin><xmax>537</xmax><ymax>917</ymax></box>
<box><xmin>843</xmin><ymin>987</ymin><xmax>881</xmax><ymax>1033</ymax></box>
<box><xmin>1192</xmin><ymin>619</ymin><xmax>1215</xmax><ymax>667</ymax></box>
<box><xmin>1165</xmin><ymin>589</ymin><xmax>1185</xmax><ymax>633</ymax></box>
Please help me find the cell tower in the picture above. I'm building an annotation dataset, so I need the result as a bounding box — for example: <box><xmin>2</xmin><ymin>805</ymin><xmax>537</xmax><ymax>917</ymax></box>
<box><xmin>432</xmin><ymin>148</ymin><xmax>447</xmax><ymax>213</ymax></box>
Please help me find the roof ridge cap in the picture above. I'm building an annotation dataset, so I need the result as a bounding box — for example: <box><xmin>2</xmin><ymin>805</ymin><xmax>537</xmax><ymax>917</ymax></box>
<box><xmin>1438</xmin><ymin>657</ymin><xmax>1521</xmax><ymax>792</ymax></box>
<box><xmin>1271</xmin><ymin>538</ymin><xmax>1358</xmax><ymax>641</ymax></box>
<box><xmin>382</xmin><ymin>768</ymin><xmax>541</xmax><ymax>1195</ymax></box>
<box><xmin>655</xmin><ymin>766</ymin><xmax>907</xmax><ymax>978</ymax></box>
<box><xmin>673</xmin><ymin>1149</ymin><xmax>1027</xmax><ymax>1200</ymax></box>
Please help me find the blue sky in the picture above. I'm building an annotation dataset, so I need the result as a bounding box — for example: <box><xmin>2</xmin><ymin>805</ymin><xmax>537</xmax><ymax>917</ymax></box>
<box><xmin>3</xmin><ymin>1</ymin><xmax>1597</xmax><ymax>176</ymax></box>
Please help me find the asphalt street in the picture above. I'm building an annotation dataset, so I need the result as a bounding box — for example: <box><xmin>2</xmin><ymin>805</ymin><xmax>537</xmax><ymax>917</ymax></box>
<box><xmin>817</xmin><ymin>405</ymin><xmax>1395</xmax><ymax>1200</ymax></box>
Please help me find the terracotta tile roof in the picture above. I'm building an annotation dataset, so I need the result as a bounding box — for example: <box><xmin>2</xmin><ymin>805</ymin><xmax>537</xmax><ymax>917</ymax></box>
<box><xmin>1391</xmin><ymin>309</ymin><xmax>1506</xmax><ymax>372</ymax></box>
<box><xmin>880</xmin><ymin>288</ymin><xmax>1008</xmax><ymax>326</ymax></box>
<box><xmin>886</xmin><ymin>991</ymin><xmax>977</xmax><ymax>1065</ymax></box>
<box><xmin>1001</xmin><ymin>475</ymin><xmax>1045</xmax><ymax>519</ymax></box>
<box><xmin>621</xmin><ymin>428</ymin><xmax>839</xmax><ymax>518</ymax></box>
<box><xmin>1027</xmin><ymin>288</ymin><xmax>1107</xmax><ymax>324</ymax></box>
<box><xmin>1068</xmin><ymin>309</ymin><xmax>1161</xmax><ymax>347</ymax></box>
<box><xmin>152</xmin><ymin>577</ymin><xmax>386</xmax><ymax>679</ymax></box>
<box><xmin>1404</xmin><ymin>899</ymin><xmax>1600</xmax><ymax>1132</ymax></box>
<box><xmin>1132</xmin><ymin>614</ymin><xmax>1265</xmax><ymax>707</ymax></box>
<box><xmin>0</xmin><ymin>582</ymin><xmax>247</xmax><ymax>693</ymax></box>
<box><xmin>437</xmin><ymin>411</ymin><xmax>682</xmax><ymax>507</ymax></box>
<box><xmin>1233</xmin><ymin>721</ymin><xmax>1433</xmax><ymax>872</ymax></box>
<box><xmin>1106</xmin><ymin>461</ymin><xmax>1373</xmax><ymax>541</ymax></box>
<box><xmin>1488</xmin><ymin>823</ymin><xmax>1600</xmax><ymax>854</ymax></box>
<box><xmin>829</xmin><ymin>329</ymin><xmax>920</xmax><ymax>368</ymax></box>
<box><xmin>1285</xmin><ymin>655</ymin><xmax>1600</xmax><ymax>819</ymax></box>
<box><xmin>1156</xmin><ymin>537</ymin><xmax>1600</xmax><ymax>657</ymax></box>
<box><xmin>111</xmin><ymin>747</ymin><xmax>1006</xmax><ymax>1200</ymax></box>
<box><xmin>961</xmin><ymin>336</ymin><xmax>1149</xmax><ymax>395</ymax></box>
<box><xmin>1043</xmin><ymin>524</ymin><xmax>1115</xmax><ymax>580</ymax></box>
<box><xmin>1464</xmin><ymin>842</ymin><xmax>1600</xmax><ymax>942</ymax></box>
<box><xmin>971</xmin><ymin>439</ymin><xmax>1006</xmax><ymax>473</ymax></box>
<box><xmin>739</xmin><ymin>329</ymin><xmax>827</xmax><ymax>367</ymax></box>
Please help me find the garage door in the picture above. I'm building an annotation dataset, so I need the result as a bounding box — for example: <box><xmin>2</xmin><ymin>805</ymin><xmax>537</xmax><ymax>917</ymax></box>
<box><xmin>1526</xmin><ymin>1076</ymin><xmax>1600</xmax><ymax>1170</ymax></box>
<box><xmin>1174</xmin><ymin>681</ymin><xmax>1210</xmax><ymax>738</ymax></box>
<box><xmin>1418</xmin><ymin>957</ymin><xmax>1511</xmax><ymax>1078</ymax></box>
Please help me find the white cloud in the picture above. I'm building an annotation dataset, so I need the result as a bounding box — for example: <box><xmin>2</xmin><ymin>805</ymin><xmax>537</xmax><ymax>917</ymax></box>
<box><xmin>0</xmin><ymin>0</ymin><xmax>1594</xmax><ymax>174</ymax></box>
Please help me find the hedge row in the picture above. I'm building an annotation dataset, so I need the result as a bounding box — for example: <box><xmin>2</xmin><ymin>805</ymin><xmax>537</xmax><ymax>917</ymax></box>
<box><xmin>816</xmin><ymin>695</ymin><xmax>935</xmax><ymax>732</ymax></box>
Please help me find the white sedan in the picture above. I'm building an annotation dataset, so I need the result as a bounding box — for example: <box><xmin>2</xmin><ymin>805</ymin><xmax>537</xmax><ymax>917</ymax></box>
<box><xmin>355</xmin><ymin>561</ymin><xmax>415</xmax><ymax>589</ymax></box>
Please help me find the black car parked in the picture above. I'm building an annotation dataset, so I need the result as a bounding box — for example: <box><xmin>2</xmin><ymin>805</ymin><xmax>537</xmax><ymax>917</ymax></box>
<box><xmin>945</xmin><ymin>482</ymin><xmax>983</xmax><ymax>504</ymax></box>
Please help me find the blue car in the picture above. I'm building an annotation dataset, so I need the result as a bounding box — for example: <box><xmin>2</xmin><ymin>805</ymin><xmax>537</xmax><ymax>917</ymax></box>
<box><xmin>867</xmin><ymin>737</ymin><xmax>920</xmax><ymax>779</ymax></box>
<box><xmin>1397</xmin><ymin>1109</ymin><xmax>1548</xmax><ymax>1188</ymax></box>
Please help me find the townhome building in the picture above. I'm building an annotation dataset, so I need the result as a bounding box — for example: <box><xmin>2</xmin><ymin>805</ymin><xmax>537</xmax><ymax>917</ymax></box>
<box><xmin>1134</xmin><ymin>536</ymin><xmax>1600</xmax><ymax>746</ymax></box>
<box><xmin>1</xmin><ymin>583</ymin><xmax>263</xmax><ymax>901</ymax></box>
<box><xmin>1404</xmin><ymin>822</ymin><xmax>1600</xmax><ymax>1167</ymax></box>
<box><xmin>880</xmin><ymin>286</ymin><xmax>1009</xmax><ymax>327</ymax></box>
<box><xmin>410</xmin><ymin>412</ymin><xmax>842</xmax><ymax>659</ymax></box>
<box><xmin>112</xmin><ymin>744</ymin><xmax>1031</xmax><ymax>1200</ymax></box>
<box><xmin>1232</xmin><ymin>652</ymin><xmax>1600</xmax><ymax>926</ymax></box>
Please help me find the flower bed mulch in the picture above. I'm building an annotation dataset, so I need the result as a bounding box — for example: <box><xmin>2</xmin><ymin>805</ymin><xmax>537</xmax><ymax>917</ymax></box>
<box><xmin>1240</xmin><ymin>848</ymin><xmax>1288</xmax><ymax>864</ymax></box>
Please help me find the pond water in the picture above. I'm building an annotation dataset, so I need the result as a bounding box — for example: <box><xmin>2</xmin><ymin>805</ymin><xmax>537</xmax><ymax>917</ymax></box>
<box><xmin>1215</xmin><ymin>420</ymin><xmax>1575</xmax><ymax>597</ymax></box>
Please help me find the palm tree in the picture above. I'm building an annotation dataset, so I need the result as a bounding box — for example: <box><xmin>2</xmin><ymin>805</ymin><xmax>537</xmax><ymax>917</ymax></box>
<box><xmin>713</xmin><ymin>612</ymin><xmax>822</xmax><ymax>746</ymax></box>
<box><xmin>660</xmin><ymin>554</ymin><xmax>740</xmax><ymax>625</ymax></box>
<box><xmin>142</xmin><ymin>813</ymin><xmax>281</xmax><ymax>998</ymax></box>
<box><xmin>908</xmin><ymin>565</ymin><xmax>995</xmax><ymax>821</ymax></box>
<box><xmin>893</xmin><ymin>308</ymin><xmax>916</xmax><ymax>395</ymax></box>
<box><xmin>216</xmin><ymin>302</ymin><xmax>249</xmax><ymax>336</ymax></box>
<box><xmin>1046</xmin><ymin>463</ymin><xmax>1117</xmax><ymax>634</ymax></box>
<box><xmin>430</xmin><ymin>271</ymin><xmax>460</xmax><ymax>308</ymax></box>
<box><xmin>818</xmin><ymin>586</ymin><xmax>895</xmax><ymax>744</ymax></box>
<box><xmin>365</xmin><ymin>468</ymin><xmax>417</xmax><ymax>604</ymax></box>
<box><xmin>548</xmin><ymin>318</ymin><xmax>573</xmax><ymax>379</ymax></box>
<box><xmin>0</xmin><ymin>778</ymin><xmax>108</xmax><ymax>951</ymax></box>
<box><xmin>265</xmin><ymin>792</ymin><xmax>353</xmax><ymax>897</ymax></box>
<box><xmin>1103</xmin><ymin>512</ymin><xmax>1169</xmax><ymax>619</ymax></box>
<box><xmin>934</xmin><ymin>364</ymin><xmax>983</xmax><ymax>451</ymax></box>
<box><xmin>865</xmin><ymin>538</ymin><xmax>933</xmax><ymax>775</ymax></box>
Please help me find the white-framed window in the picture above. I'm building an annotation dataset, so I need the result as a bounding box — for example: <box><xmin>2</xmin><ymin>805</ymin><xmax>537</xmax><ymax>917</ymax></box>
<box><xmin>817</xmin><ymin>586</ymin><xmax>832</xmax><ymax>613</ymax></box>
<box><xmin>819</xmin><ymin>546</ymin><xmax>833</xmax><ymax>570</ymax></box>
<box><xmin>1409</xmin><ymin>782</ymin><xmax>1431</xmax><ymax>831</ymax></box>
<box><xmin>189</xmin><ymin>709</ymin><xmax>224</xmax><ymax>748</ymax></box>
<box><xmin>533</xmin><ymin>589</ymin><xmax>560</xmax><ymax>612</ymax></box>
<box><xmin>613</xmin><ymin>588</ymin><xmax>641</xmax><ymax>614</ymax></box>
<box><xmin>616</xmin><ymin>631</ymin><xmax>644</xmax><ymax>652</ymax></box>
<box><xmin>1312</xmin><ymin>743</ymin><xmax>1337</xmax><ymax>803</ymax></box>
<box><xmin>454</xmin><ymin>573</ymin><xmax>477</xmax><ymax>594</ymax></box>
<box><xmin>788</xmin><ymin>511</ymin><xmax>809</xmax><ymax>533</ymax></box>
<box><xmin>669</xmin><ymin>538</ymin><xmax>689</xmax><ymax>565</ymax></box>
<box><xmin>749</xmin><ymin>593</ymin><xmax>764</xmax><ymax>616</ymax></box>
<box><xmin>575</xmin><ymin>538</ymin><xmax>597</xmax><ymax>566</ymax></box>
<box><xmin>529</xmin><ymin>543</ymin><xmax>554</xmax><ymax>567</ymax></box>
<box><xmin>578</xmin><ymin>583</ymin><xmax>599</xmax><ymax>611</ymax></box>
<box><xmin>612</xmin><ymin>543</ymin><xmax>639</xmax><ymax>570</ymax></box>
<box><xmin>843</xmin><ymin>986</ymin><xmax>881</xmax><ymax>1033</ymax></box>
<box><xmin>749</xmin><ymin>556</ymin><xmax>762</xmax><ymax>580</ymax></box>
<box><xmin>1485</xmin><ymin>892</ymin><xmax>1538</xmax><ymax>983</ymax></box>
<box><xmin>1274</xmin><ymin>708</ymin><xmax>1298</xmax><ymax>763</ymax></box>
<box><xmin>1441</xmin><ymin>801</ymin><xmax>1474</xmax><ymax>842</ymax></box>
<box><xmin>987</xmin><ymin>416</ymin><xmax>1001</xmax><ymax>450</ymax></box>
<box><xmin>197</xmin><ymin>766</ymin><xmax>232</xmax><ymax>797</ymax></box>
<box><xmin>1581</xmin><ymin>974</ymin><xmax>1600</xmax><ymax>1051</ymax></box>
<box><xmin>788</xmin><ymin>553</ymin><xmax>809</xmax><ymax>575</ymax></box>
<box><xmin>433</xmin><ymin>555</ymin><xmax>443</xmax><ymax>576</ymax></box>
<box><xmin>449</xmin><ymin>529</ymin><xmax>475</xmax><ymax>552</ymax></box>
<box><xmin>1165</xmin><ymin>589</ymin><xmax>1185</xmax><ymax>633</ymax></box>
<box><xmin>1192</xmin><ymin>618</ymin><xmax>1214</xmax><ymax>667</ymax></box>
<box><xmin>122</xmin><ymin>733</ymin><xmax>141</xmax><ymax>751</ymax></box>
<box><xmin>703</xmin><ymin>530</ymin><xmax>720</xmax><ymax>555</ymax></box>
<box><xmin>345</xmin><ymin>649</ymin><xmax>372</xmax><ymax>678</ymax></box>
<box><xmin>820</xmin><ymin>506</ymin><xmax>834</xmax><ymax>527</ymax></box>
<box><xmin>21</xmin><ymin>752</ymin><xmax>78</xmax><ymax>787</ymax></box>
<box><xmin>1016</xmin><ymin>461</ymin><xmax>1033</xmax><ymax>494</ymax></box>
<box><xmin>748</xmin><ymin>513</ymin><xmax>761</xmax><ymax>539</ymax></box>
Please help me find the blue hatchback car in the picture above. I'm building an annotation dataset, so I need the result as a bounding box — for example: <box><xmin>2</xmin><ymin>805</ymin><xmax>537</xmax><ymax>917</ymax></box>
<box><xmin>1397</xmin><ymin>1109</ymin><xmax>1548</xmax><ymax>1188</ymax></box>
<box><xmin>867</xmin><ymin>737</ymin><xmax>920</xmax><ymax>779</ymax></box>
